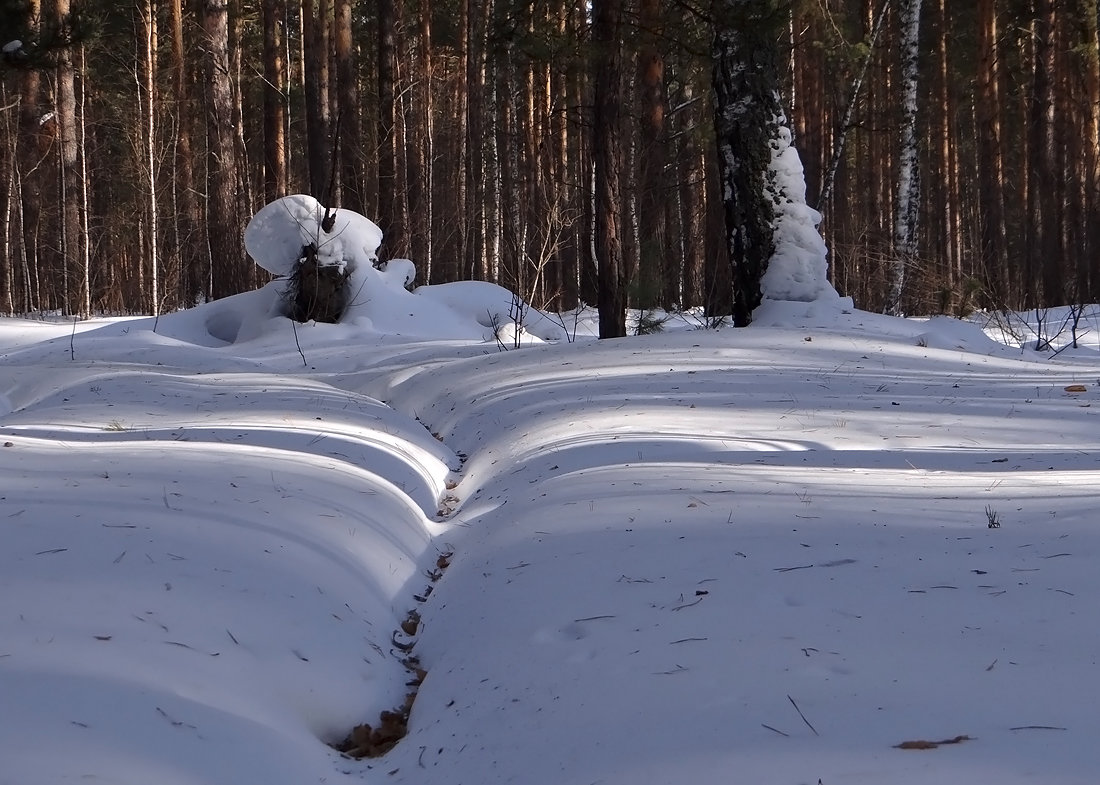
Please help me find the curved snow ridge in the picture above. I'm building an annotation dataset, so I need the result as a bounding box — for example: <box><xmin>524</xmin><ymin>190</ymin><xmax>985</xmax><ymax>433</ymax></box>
<box><xmin>0</xmin><ymin>430</ymin><xmax>438</xmax><ymax>784</ymax></box>
<box><xmin>0</xmin><ymin>368</ymin><xmax>458</xmax><ymax>516</ymax></box>
<box><xmin>2</xmin><ymin>421</ymin><xmax>448</xmax><ymax>517</ymax></box>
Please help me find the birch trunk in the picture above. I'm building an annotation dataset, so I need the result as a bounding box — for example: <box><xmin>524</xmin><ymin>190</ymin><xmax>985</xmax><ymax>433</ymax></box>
<box><xmin>887</xmin><ymin>0</ymin><xmax>922</xmax><ymax>316</ymax></box>
<box><xmin>140</xmin><ymin>0</ymin><xmax>159</xmax><ymax>316</ymax></box>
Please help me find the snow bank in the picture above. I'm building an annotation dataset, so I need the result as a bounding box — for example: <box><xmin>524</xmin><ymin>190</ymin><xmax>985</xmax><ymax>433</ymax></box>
<box><xmin>237</xmin><ymin>196</ymin><xmax>563</xmax><ymax>347</ymax></box>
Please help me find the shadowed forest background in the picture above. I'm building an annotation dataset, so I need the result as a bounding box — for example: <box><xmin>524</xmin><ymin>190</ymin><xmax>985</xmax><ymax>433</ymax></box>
<box><xmin>0</xmin><ymin>0</ymin><xmax>1095</xmax><ymax>319</ymax></box>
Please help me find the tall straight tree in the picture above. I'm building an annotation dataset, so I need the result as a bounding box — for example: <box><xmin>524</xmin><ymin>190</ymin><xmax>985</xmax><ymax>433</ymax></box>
<box><xmin>887</xmin><ymin>0</ymin><xmax>922</xmax><ymax>316</ymax></box>
<box><xmin>1028</xmin><ymin>0</ymin><xmax>1060</xmax><ymax>306</ymax></box>
<box><xmin>53</xmin><ymin>0</ymin><xmax>85</xmax><ymax>316</ymax></box>
<box><xmin>636</xmin><ymin>0</ymin><xmax>670</xmax><ymax>307</ymax></box>
<box><xmin>302</xmin><ymin>0</ymin><xmax>331</xmax><ymax>200</ymax></box>
<box><xmin>377</xmin><ymin>0</ymin><xmax>405</xmax><ymax>258</ymax></box>
<box><xmin>16</xmin><ymin>0</ymin><xmax>43</xmax><ymax>313</ymax></box>
<box><xmin>1078</xmin><ymin>0</ymin><xmax>1100</xmax><ymax>302</ymax></box>
<box><xmin>203</xmin><ymin>0</ymin><xmax>244</xmax><ymax>298</ymax></box>
<box><xmin>593</xmin><ymin>0</ymin><xmax>627</xmax><ymax>338</ymax></box>
<box><xmin>261</xmin><ymin>0</ymin><xmax>288</xmax><ymax>203</ymax></box>
<box><xmin>334</xmin><ymin>0</ymin><xmax>363</xmax><ymax>213</ymax></box>
<box><xmin>169</xmin><ymin>0</ymin><xmax>201</xmax><ymax>305</ymax></box>
<box><xmin>976</xmin><ymin>0</ymin><xmax>1007</xmax><ymax>300</ymax></box>
<box><xmin>138</xmin><ymin>0</ymin><xmax>159</xmax><ymax>316</ymax></box>
<box><xmin>711</xmin><ymin>0</ymin><xmax>784</xmax><ymax>326</ymax></box>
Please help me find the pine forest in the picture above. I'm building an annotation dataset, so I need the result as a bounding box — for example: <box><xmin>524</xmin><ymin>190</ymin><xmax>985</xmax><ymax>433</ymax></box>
<box><xmin>1</xmin><ymin>0</ymin><xmax>1097</xmax><ymax>322</ymax></box>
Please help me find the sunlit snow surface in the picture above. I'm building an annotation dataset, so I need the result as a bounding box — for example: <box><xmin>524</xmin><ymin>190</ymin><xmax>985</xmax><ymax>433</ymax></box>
<box><xmin>4</xmin><ymin>293</ymin><xmax>1100</xmax><ymax>785</ymax></box>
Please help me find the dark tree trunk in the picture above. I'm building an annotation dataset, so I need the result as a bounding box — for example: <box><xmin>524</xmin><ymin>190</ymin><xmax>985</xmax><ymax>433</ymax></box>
<box><xmin>1029</xmin><ymin>0</ymin><xmax>1062</xmax><ymax>306</ymax></box>
<box><xmin>204</xmin><ymin>0</ymin><xmax>244</xmax><ymax>298</ymax></box>
<box><xmin>170</xmin><ymin>0</ymin><xmax>202</xmax><ymax>305</ymax></box>
<box><xmin>377</xmin><ymin>0</ymin><xmax>405</xmax><ymax>258</ymax></box>
<box><xmin>976</xmin><ymin>0</ymin><xmax>1007</xmax><ymax>301</ymax></box>
<box><xmin>637</xmin><ymin>0</ymin><xmax>670</xmax><ymax>308</ymax></box>
<box><xmin>334</xmin><ymin>0</ymin><xmax>364</xmax><ymax>213</ymax></box>
<box><xmin>711</xmin><ymin>0</ymin><xmax>783</xmax><ymax>326</ymax></box>
<box><xmin>593</xmin><ymin>0</ymin><xmax>627</xmax><ymax>338</ymax></box>
<box><xmin>262</xmin><ymin>0</ymin><xmax>288</xmax><ymax>203</ymax></box>
<box><xmin>302</xmin><ymin>0</ymin><xmax>331</xmax><ymax>200</ymax></box>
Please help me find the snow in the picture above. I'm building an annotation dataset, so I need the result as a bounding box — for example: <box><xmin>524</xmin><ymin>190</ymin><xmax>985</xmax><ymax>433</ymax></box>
<box><xmin>245</xmin><ymin>194</ymin><xmax>384</xmax><ymax>277</ymax></box>
<box><xmin>5</xmin><ymin>214</ymin><xmax>1100</xmax><ymax>783</ymax></box>
<box><xmin>762</xmin><ymin>123</ymin><xmax>839</xmax><ymax>303</ymax></box>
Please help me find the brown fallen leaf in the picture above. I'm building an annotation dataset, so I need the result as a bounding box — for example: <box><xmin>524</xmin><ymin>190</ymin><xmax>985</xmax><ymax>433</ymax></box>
<box><xmin>1065</xmin><ymin>385</ymin><xmax>1087</xmax><ymax>393</ymax></box>
<box><xmin>895</xmin><ymin>734</ymin><xmax>971</xmax><ymax>750</ymax></box>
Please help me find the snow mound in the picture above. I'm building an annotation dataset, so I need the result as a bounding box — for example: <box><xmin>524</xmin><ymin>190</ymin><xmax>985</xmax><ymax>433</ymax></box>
<box><xmin>244</xmin><ymin>194</ymin><xmax>383</xmax><ymax>277</ymax></box>
<box><xmin>210</xmin><ymin>198</ymin><xmax>565</xmax><ymax>347</ymax></box>
<box><xmin>761</xmin><ymin>125</ymin><xmax>839</xmax><ymax>304</ymax></box>
<box><xmin>415</xmin><ymin>281</ymin><xmax>567</xmax><ymax>344</ymax></box>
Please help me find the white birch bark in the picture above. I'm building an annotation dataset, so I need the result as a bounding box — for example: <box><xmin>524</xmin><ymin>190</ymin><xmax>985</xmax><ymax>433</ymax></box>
<box><xmin>887</xmin><ymin>0</ymin><xmax>923</xmax><ymax>316</ymax></box>
<box><xmin>141</xmin><ymin>0</ymin><xmax>159</xmax><ymax>317</ymax></box>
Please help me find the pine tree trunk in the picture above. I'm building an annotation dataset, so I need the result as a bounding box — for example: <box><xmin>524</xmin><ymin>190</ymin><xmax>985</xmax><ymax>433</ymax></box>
<box><xmin>262</xmin><ymin>0</ymin><xmax>288</xmax><ymax>203</ymax></box>
<box><xmin>203</xmin><ymin>0</ymin><xmax>244</xmax><ymax>298</ymax></box>
<box><xmin>55</xmin><ymin>0</ymin><xmax>84</xmax><ymax>316</ymax></box>
<box><xmin>378</xmin><ymin>0</ymin><xmax>405</xmax><ymax>258</ymax></box>
<box><xmin>334</xmin><ymin>0</ymin><xmax>363</xmax><ymax>214</ymax></box>
<box><xmin>407</xmin><ymin>2</ymin><xmax>432</xmax><ymax>273</ymax></box>
<box><xmin>1083</xmin><ymin>0</ymin><xmax>1100</xmax><ymax>302</ymax></box>
<box><xmin>593</xmin><ymin>0</ymin><xmax>627</xmax><ymax>338</ymax></box>
<box><xmin>170</xmin><ymin>0</ymin><xmax>201</xmax><ymax>305</ymax></box>
<box><xmin>935</xmin><ymin>0</ymin><xmax>959</xmax><ymax>297</ymax></box>
<box><xmin>976</xmin><ymin>0</ymin><xmax>1007</xmax><ymax>303</ymax></box>
<box><xmin>1029</xmin><ymin>0</ymin><xmax>1061</xmax><ymax>306</ymax></box>
<box><xmin>637</xmin><ymin>0</ymin><xmax>670</xmax><ymax>307</ymax></box>
<box><xmin>302</xmin><ymin>0</ymin><xmax>331</xmax><ymax>201</ymax></box>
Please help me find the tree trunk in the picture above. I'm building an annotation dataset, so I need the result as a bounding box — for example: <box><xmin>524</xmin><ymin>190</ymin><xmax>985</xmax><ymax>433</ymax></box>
<box><xmin>406</xmin><ymin>0</ymin><xmax>432</xmax><ymax>272</ymax></box>
<box><xmin>169</xmin><ymin>0</ymin><xmax>201</xmax><ymax>305</ymax></box>
<box><xmin>302</xmin><ymin>0</ymin><xmax>331</xmax><ymax>200</ymax></box>
<box><xmin>935</xmin><ymin>0</ymin><xmax>959</xmax><ymax>297</ymax></box>
<box><xmin>203</xmin><ymin>0</ymin><xmax>244</xmax><ymax>298</ymax></box>
<box><xmin>54</xmin><ymin>0</ymin><xmax>85</xmax><ymax>316</ymax></box>
<box><xmin>262</xmin><ymin>0</ymin><xmax>288</xmax><ymax>203</ymax></box>
<box><xmin>818</xmin><ymin>0</ymin><xmax>890</xmax><ymax>209</ymax></box>
<box><xmin>711</xmin><ymin>0</ymin><xmax>783</xmax><ymax>327</ymax></box>
<box><xmin>16</xmin><ymin>0</ymin><xmax>43</xmax><ymax>313</ymax></box>
<box><xmin>976</xmin><ymin>0</ymin><xmax>1007</xmax><ymax>302</ymax></box>
<box><xmin>140</xmin><ymin>0</ymin><xmax>159</xmax><ymax>316</ymax></box>
<box><xmin>1084</xmin><ymin>0</ymin><xmax>1100</xmax><ymax>302</ymax></box>
<box><xmin>636</xmin><ymin>0</ymin><xmax>669</xmax><ymax>308</ymax></box>
<box><xmin>887</xmin><ymin>0</ymin><xmax>922</xmax><ymax>316</ymax></box>
<box><xmin>593</xmin><ymin>0</ymin><xmax>627</xmax><ymax>338</ymax></box>
<box><xmin>334</xmin><ymin>0</ymin><xmax>363</xmax><ymax>213</ymax></box>
<box><xmin>377</xmin><ymin>0</ymin><xmax>406</xmax><ymax>258</ymax></box>
<box><xmin>1029</xmin><ymin>0</ymin><xmax>1061</xmax><ymax>306</ymax></box>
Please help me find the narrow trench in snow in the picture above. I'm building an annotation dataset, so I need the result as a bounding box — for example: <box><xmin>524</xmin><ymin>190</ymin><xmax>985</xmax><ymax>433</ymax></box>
<box><xmin>333</xmin><ymin>414</ymin><xmax>463</xmax><ymax>759</ymax></box>
<box><xmin>331</xmin><ymin>548</ymin><xmax>453</xmax><ymax>759</ymax></box>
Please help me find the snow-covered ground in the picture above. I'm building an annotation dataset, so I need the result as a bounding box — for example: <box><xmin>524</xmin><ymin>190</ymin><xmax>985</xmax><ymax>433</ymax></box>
<box><xmin>4</xmin><ymin>282</ymin><xmax>1100</xmax><ymax>785</ymax></box>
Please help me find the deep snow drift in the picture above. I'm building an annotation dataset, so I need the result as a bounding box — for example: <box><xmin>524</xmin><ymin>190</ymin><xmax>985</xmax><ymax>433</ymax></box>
<box><xmin>4</xmin><ymin>245</ymin><xmax>1100</xmax><ymax>784</ymax></box>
